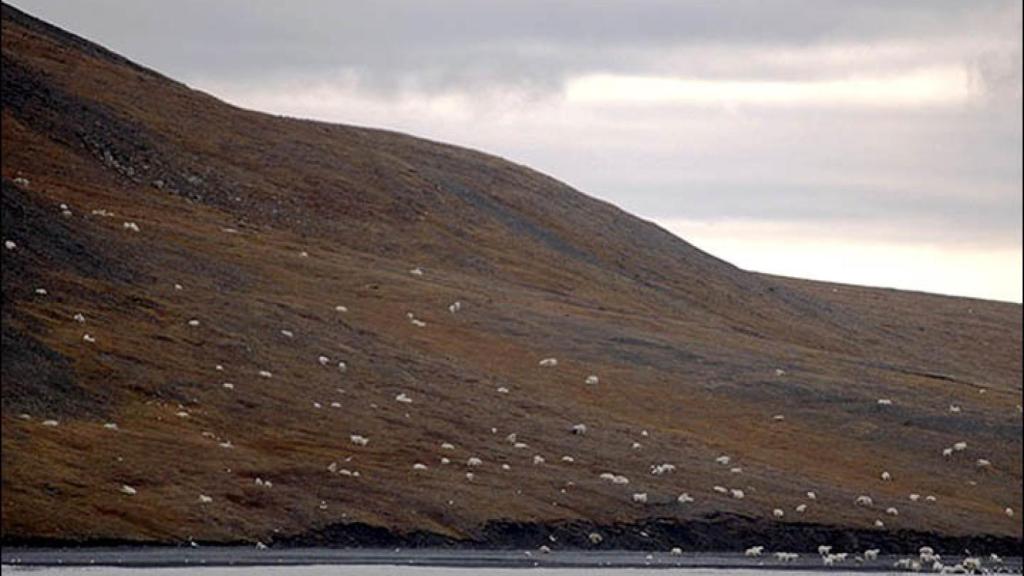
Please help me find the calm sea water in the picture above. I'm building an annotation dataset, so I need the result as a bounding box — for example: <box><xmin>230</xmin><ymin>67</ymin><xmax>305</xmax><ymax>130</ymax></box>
<box><xmin>2</xmin><ymin>568</ymin><xmax>908</xmax><ymax>576</ymax></box>
<box><xmin>6</xmin><ymin>548</ymin><xmax>1018</xmax><ymax>575</ymax></box>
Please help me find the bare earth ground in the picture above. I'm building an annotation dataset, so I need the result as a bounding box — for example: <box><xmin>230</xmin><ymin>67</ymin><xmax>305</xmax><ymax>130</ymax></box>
<box><xmin>1</xmin><ymin>3</ymin><xmax>1021</xmax><ymax>554</ymax></box>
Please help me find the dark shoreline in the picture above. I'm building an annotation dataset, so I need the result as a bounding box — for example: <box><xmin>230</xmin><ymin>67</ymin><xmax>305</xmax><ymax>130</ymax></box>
<box><xmin>3</xmin><ymin>514</ymin><xmax>1022</xmax><ymax>559</ymax></box>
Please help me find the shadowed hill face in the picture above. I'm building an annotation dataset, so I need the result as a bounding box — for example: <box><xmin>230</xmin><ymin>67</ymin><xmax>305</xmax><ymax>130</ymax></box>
<box><xmin>1</xmin><ymin>3</ymin><xmax>1021</xmax><ymax>548</ymax></box>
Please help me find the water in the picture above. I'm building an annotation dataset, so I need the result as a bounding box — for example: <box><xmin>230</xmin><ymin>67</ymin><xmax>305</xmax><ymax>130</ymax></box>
<box><xmin>0</xmin><ymin>565</ymin><xmax>913</xmax><ymax>569</ymax></box>
<box><xmin>3</xmin><ymin>548</ymin><xmax>1019</xmax><ymax>575</ymax></box>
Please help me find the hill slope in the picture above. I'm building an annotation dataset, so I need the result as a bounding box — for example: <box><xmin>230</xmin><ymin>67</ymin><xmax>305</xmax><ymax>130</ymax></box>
<box><xmin>2</xmin><ymin>3</ymin><xmax>1021</xmax><ymax>551</ymax></box>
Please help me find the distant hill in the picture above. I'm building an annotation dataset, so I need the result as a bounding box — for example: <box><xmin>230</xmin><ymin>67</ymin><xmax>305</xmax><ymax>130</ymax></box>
<box><xmin>2</xmin><ymin>2</ymin><xmax>1020</xmax><ymax>552</ymax></box>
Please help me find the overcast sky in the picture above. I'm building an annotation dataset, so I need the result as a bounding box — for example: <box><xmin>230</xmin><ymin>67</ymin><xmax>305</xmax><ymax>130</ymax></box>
<box><xmin>13</xmin><ymin>1</ymin><xmax>1023</xmax><ymax>302</ymax></box>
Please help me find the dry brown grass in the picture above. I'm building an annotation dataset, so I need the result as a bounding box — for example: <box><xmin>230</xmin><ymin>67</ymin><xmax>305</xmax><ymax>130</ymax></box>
<box><xmin>1</xmin><ymin>3</ymin><xmax>1020</xmax><ymax>546</ymax></box>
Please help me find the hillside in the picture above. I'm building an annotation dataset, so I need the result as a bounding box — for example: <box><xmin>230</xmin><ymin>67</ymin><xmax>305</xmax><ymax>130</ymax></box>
<box><xmin>2</xmin><ymin>3</ymin><xmax>1021</xmax><ymax>552</ymax></box>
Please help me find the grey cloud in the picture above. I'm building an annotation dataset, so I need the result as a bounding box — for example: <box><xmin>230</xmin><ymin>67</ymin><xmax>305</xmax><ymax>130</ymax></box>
<box><xmin>10</xmin><ymin>0</ymin><xmax>1021</xmax><ymax>94</ymax></box>
<box><xmin>598</xmin><ymin>178</ymin><xmax>1022</xmax><ymax>245</ymax></box>
<box><xmin>489</xmin><ymin>103</ymin><xmax>1022</xmax><ymax>247</ymax></box>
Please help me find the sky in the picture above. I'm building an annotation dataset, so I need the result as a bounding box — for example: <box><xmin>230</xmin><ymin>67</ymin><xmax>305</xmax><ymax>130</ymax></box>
<box><xmin>12</xmin><ymin>1</ymin><xmax>1023</xmax><ymax>302</ymax></box>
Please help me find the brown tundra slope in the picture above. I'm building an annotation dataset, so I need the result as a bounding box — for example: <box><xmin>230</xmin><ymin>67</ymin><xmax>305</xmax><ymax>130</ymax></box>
<box><xmin>1</xmin><ymin>3</ymin><xmax>1021</xmax><ymax>551</ymax></box>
